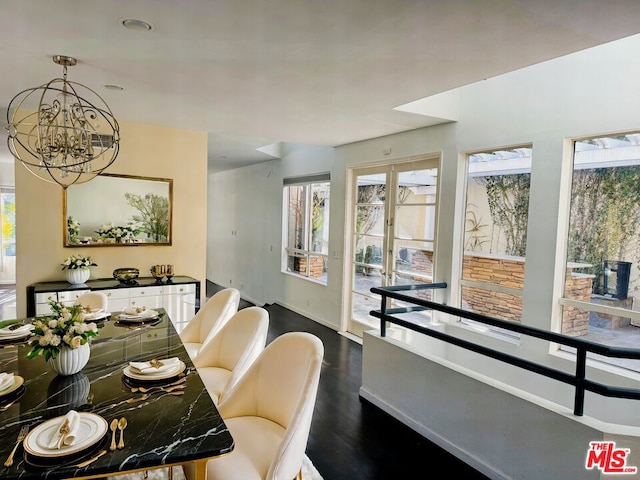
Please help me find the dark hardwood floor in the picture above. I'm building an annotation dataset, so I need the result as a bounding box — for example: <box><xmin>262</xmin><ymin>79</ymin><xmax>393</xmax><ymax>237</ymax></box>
<box><xmin>207</xmin><ymin>282</ymin><xmax>491</xmax><ymax>480</ymax></box>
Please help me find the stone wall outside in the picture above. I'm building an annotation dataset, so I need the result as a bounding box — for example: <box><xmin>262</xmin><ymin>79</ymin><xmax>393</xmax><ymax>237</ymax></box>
<box><xmin>408</xmin><ymin>251</ymin><xmax>593</xmax><ymax>336</ymax></box>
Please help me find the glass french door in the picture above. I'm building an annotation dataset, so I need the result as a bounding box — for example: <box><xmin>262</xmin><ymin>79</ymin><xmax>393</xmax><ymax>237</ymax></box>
<box><xmin>346</xmin><ymin>158</ymin><xmax>440</xmax><ymax>338</ymax></box>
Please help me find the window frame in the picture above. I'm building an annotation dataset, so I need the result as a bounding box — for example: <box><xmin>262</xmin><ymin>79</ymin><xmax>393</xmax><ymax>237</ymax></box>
<box><xmin>282</xmin><ymin>174</ymin><xmax>330</xmax><ymax>285</ymax></box>
<box><xmin>458</xmin><ymin>145</ymin><xmax>533</xmax><ymax>336</ymax></box>
<box><xmin>559</xmin><ymin>133</ymin><xmax>640</xmax><ymax>331</ymax></box>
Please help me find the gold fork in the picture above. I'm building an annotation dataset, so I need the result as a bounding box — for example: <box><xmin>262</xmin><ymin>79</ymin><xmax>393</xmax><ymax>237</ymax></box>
<box><xmin>4</xmin><ymin>425</ymin><xmax>28</xmax><ymax>467</ymax></box>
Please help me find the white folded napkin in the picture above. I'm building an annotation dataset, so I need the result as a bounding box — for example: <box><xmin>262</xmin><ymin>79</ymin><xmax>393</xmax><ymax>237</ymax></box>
<box><xmin>47</xmin><ymin>410</ymin><xmax>81</xmax><ymax>449</ymax></box>
<box><xmin>120</xmin><ymin>309</ymin><xmax>157</xmax><ymax>320</ymax></box>
<box><xmin>129</xmin><ymin>357</ymin><xmax>181</xmax><ymax>375</ymax></box>
<box><xmin>0</xmin><ymin>324</ymin><xmax>33</xmax><ymax>337</ymax></box>
<box><xmin>0</xmin><ymin>372</ymin><xmax>14</xmax><ymax>391</ymax></box>
<box><xmin>124</xmin><ymin>306</ymin><xmax>149</xmax><ymax>316</ymax></box>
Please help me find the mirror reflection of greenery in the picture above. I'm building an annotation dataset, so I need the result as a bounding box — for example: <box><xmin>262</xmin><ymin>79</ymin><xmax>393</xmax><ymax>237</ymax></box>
<box><xmin>125</xmin><ymin>192</ymin><xmax>169</xmax><ymax>242</ymax></box>
<box><xmin>67</xmin><ymin>216</ymin><xmax>80</xmax><ymax>243</ymax></box>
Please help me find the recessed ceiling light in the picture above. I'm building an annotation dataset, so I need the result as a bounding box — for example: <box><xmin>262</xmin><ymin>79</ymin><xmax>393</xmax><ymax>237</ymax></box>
<box><xmin>104</xmin><ymin>84</ymin><xmax>124</xmax><ymax>91</ymax></box>
<box><xmin>119</xmin><ymin>18</ymin><xmax>154</xmax><ymax>32</ymax></box>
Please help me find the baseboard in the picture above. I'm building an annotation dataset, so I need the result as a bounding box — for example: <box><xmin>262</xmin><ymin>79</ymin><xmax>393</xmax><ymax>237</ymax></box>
<box><xmin>274</xmin><ymin>300</ymin><xmax>340</xmax><ymax>332</ymax></box>
<box><xmin>339</xmin><ymin>330</ymin><xmax>363</xmax><ymax>345</ymax></box>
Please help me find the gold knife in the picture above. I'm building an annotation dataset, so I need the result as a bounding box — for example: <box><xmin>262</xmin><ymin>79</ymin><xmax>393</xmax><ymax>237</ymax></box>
<box><xmin>75</xmin><ymin>449</ymin><xmax>107</xmax><ymax>468</ymax></box>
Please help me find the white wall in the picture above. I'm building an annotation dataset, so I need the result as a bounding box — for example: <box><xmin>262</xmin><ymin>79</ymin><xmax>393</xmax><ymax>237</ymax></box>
<box><xmin>206</xmin><ymin>33</ymin><xmax>640</xmax><ymax>461</ymax></box>
<box><xmin>16</xmin><ymin>122</ymin><xmax>208</xmax><ymax>317</ymax></box>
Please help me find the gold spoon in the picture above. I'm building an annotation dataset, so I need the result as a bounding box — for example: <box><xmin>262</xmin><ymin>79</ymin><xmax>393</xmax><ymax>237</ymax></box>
<box><xmin>117</xmin><ymin>417</ymin><xmax>127</xmax><ymax>449</ymax></box>
<box><xmin>109</xmin><ymin>418</ymin><xmax>118</xmax><ymax>451</ymax></box>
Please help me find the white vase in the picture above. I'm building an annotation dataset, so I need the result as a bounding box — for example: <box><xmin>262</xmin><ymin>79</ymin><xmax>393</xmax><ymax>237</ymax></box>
<box><xmin>66</xmin><ymin>268</ymin><xmax>90</xmax><ymax>285</ymax></box>
<box><xmin>48</xmin><ymin>343</ymin><xmax>91</xmax><ymax>376</ymax></box>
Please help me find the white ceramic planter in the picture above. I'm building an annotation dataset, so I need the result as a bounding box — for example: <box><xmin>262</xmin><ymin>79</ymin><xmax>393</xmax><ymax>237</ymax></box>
<box><xmin>65</xmin><ymin>268</ymin><xmax>90</xmax><ymax>285</ymax></box>
<box><xmin>48</xmin><ymin>343</ymin><xmax>90</xmax><ymax>376</ymax></box>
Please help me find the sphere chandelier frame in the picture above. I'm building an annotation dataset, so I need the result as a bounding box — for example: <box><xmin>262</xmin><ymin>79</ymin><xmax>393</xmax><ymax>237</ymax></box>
<box><xmin>5</xmin><ymin>55</ymin><xmax>120</xmax><ymax>188</ymax></box>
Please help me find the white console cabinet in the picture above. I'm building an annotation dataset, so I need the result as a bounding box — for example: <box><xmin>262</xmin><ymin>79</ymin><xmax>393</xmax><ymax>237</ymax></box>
<box><xmin>104</xmin><ymin>286</ymin><xmax>165</xmax><ymax>312</ymax></box>
<box><xmin>28</xmin><ymin>276</ymin><xmax>200</xmax><ymax>326</ymax></box>
<box><xmin>162</xmin><ymin>284</ymin><xmax>197</xmax><ymax>333</ymax></box>
<box><xmin>35</xmin><ymin>289</ymin><xmax>91</xmax><ymax>315</ymax></box>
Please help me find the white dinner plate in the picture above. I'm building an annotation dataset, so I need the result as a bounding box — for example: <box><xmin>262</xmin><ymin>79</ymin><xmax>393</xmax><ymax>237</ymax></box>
<box><xmin>123</xmin><ymin>360</ymin><xmax>186</xmax><ymax>381</ymax></box>
<box><xmin>0</xmin><ymin>375</ymin><xmax>24</xmax><ymax>397</ymax></box>
<box><xmin>118</xmin><ymin>309</ymin><xmax>158</xmax><ymax>322</ymax></box>
<box><xmin>0</xmin><ymin>324</ymin><xmax>34</xmax><ymax>340</ymax></box>
<box><xmin>23</xmin><ymin>412</ymin><xmax>108</xmax><ymax>458</ymax></box>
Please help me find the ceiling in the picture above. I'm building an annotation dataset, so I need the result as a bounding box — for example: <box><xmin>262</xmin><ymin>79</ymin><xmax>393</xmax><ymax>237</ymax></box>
<box><xmin>2</xmin><ymin>0</ymin><xmax>640</xmax><ymax>173</ymax></box>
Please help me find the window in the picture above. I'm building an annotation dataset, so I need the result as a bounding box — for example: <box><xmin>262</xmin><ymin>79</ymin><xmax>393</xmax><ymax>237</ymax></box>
<box><xmin>1</xmin><ymin>188</ymin><xmax>15</xmax><ymax>258</ymax></box>
<box><xmin>560</xmin><ymin>133</ymin><xmax>640</xmax><ymax>371</ymax></box>
<box><xmin>283</xmin><ymin>174</ymin><xmax>330</xmax><ymax>284</ymax></box>
<box><xmin>347</xmin><ymin>159</ymin><xmax>440</xmax><ymax>338</ymax></box>
<box><xmin>461</xmin><ymin>147</ymin><xmax>532</xmax><ymax>330</ymax></box>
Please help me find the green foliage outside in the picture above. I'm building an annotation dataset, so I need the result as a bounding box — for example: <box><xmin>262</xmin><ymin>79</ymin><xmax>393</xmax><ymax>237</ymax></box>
<box><xmin>477</xmin><ymin>174</ymin><xmax>530</xmax><ymax>257</ymax></box>
<box><xmin>2</xmin><ymin>193</ymin><xmax>15</xmax><ymax>256</ymax></box>
<box><xmin>475</xmin><ymin>165</ymin><xmax>640</xmax><ymax>294</ymax></box>
<box><xmin>567</xmin><ymin>166</ymin><xmax>640</xmax><ymax>293</ymax></box>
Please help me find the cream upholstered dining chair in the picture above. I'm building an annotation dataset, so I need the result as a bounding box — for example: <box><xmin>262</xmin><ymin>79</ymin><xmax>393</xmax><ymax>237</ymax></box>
<box><xmin>179</xmin><ymin>287</ymin><xmax>240</xmax><ymax>361</ymax></box>
<box><xmin>183</xmin><ymin>331</ymin><xmax>324</xmax><ymax>480</ymax></box>
<box><xmin>193</xmin><ymin>306</ymin><xmax>269</xmax><ymax>405</ymax></box>
<box><xmin>74</xmin><ymin>291</ymin><xmax>109</xmax><ymax>312</ymax></box>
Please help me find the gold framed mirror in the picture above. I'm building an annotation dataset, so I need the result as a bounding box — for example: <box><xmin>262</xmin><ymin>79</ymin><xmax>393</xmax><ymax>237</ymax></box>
<box><xmin>63</xmin><ymin>173</ymin><xmax>173</xmax><ymax>247</ymax></box>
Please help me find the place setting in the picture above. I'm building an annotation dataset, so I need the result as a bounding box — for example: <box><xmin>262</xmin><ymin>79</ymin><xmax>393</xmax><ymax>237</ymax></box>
<box><xmin>122</xmin><ymin>357</ymin><xmax>188</xmax><ymax>393</ymax></box>
<box><xmin>0</xmin><ymin>372</ymin><xmax>26</xmax><ymax>411</ymax></box>
<box><xmin>0</xmin><ymin>322</ymin><xmax>34</xmax><ymax>346</ymax></box>
<box><xmin>116</xmin><ymin>305</ymin><xmax>161</xmax><ymax>327</ymax></box>
<box><xmin>19</xmin><ymin>409</ymin><xmax>122</xmax><ymax>469</ymax></box>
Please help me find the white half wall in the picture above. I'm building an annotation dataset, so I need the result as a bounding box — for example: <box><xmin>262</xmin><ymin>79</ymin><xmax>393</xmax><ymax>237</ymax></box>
<box><xmin>361</xmin><ymin>329</ymin><xmax>640</xmax><ymax>480</ymax></box>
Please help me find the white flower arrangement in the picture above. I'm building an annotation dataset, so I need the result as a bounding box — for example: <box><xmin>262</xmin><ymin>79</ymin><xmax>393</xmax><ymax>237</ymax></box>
<box><xmin>61</xmin><ymin>254</ymin><xmax>97</xmax><ymax>270</ymax></box>
<box><xmin>26</xmin><ymin>301</ymin><xmax>100</xmax><ymax>361</ymax></box>
<box><xmin>95</xmin><ymin>222</ymin><xmax>141</xmax><ymax>242</ymax></box>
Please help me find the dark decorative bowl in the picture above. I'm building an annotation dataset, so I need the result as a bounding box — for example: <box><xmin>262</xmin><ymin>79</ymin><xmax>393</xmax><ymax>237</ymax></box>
<box><xmin>113</xmin><ymin>267</ymin><xmax>139</xmax><ymax>284</ymax></box>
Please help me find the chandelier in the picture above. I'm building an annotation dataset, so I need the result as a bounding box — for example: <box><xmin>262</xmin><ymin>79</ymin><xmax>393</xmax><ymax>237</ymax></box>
<box><xmin>5</xmin><ymin>55</ymin><xmax>120</xmax><ymax>188</ymax></box>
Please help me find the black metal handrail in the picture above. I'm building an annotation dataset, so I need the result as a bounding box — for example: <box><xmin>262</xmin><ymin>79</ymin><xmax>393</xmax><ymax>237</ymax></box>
<box><xmin>369</xmin><ymin>283</ymin><xmax>640</xmax><ymax>416</ymax></box>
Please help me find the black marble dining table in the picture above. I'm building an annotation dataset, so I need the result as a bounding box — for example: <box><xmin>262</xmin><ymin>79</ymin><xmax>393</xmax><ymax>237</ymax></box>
<box><xmin>0</xmin><ymin>309</ymin><xmax>234</xmax><ymax>480</ymax></box>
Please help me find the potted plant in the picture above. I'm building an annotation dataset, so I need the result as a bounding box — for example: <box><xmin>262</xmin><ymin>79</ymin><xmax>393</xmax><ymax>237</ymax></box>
<box><xmin>61</xmin><ymin>254</ymin><xmax>97</xmax><ymax>285</ymax></box>
<box><xmin>26</xmin><ymin>300</ymin><xmax>100</xmax><ymax>375</ymax></box>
